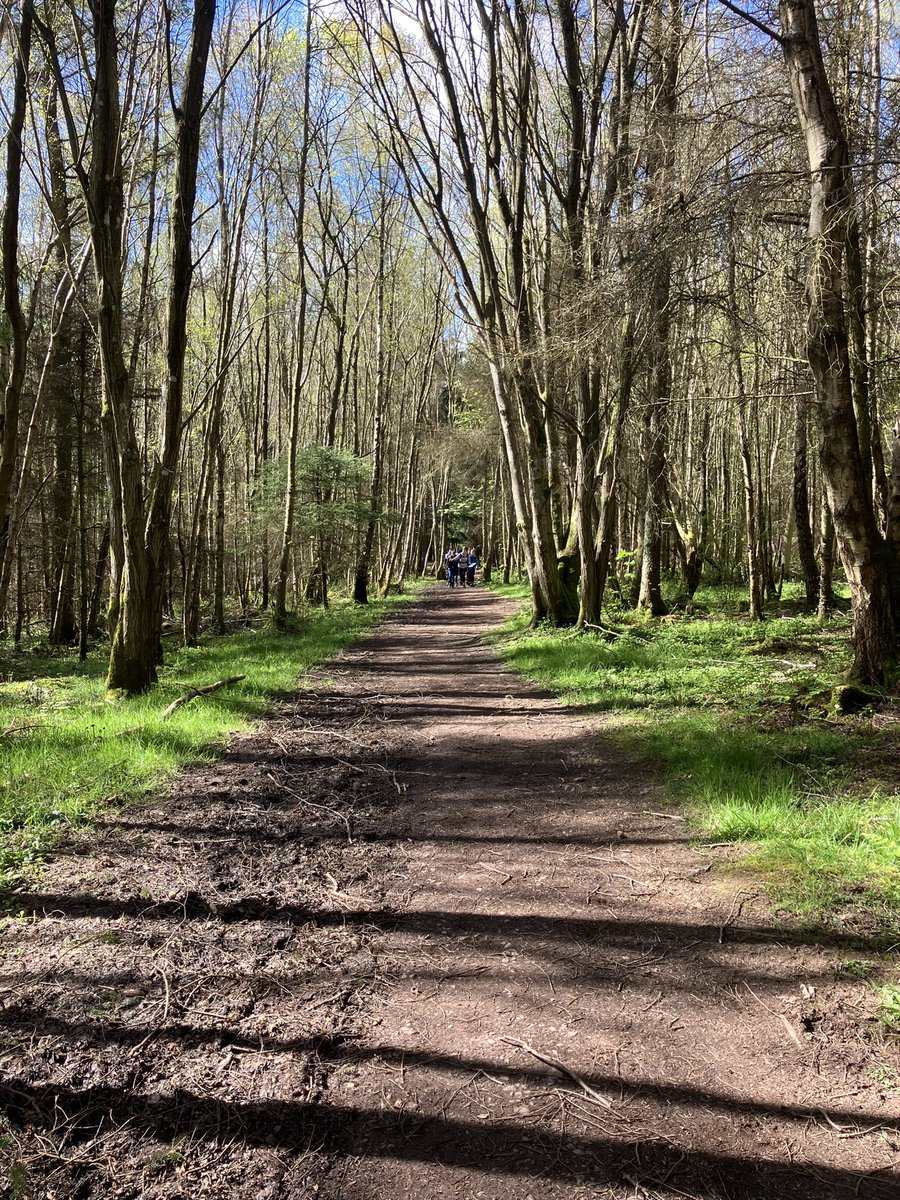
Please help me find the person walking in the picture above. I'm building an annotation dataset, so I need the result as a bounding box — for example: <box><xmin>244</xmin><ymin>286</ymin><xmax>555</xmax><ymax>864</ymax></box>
<box><xmin>457</xmin><ymin>547</ymin><xmax>471</xmax><ymax>586</ymax></box>
<box><xmin>466</xmin><ymin>549</ymin><xmax>479</xmax><ymax>587</ymax></box>
<box><xmin>444</xmin><ymin>547</ymin><xmax>460</xmax><ymax>587</ymax></box>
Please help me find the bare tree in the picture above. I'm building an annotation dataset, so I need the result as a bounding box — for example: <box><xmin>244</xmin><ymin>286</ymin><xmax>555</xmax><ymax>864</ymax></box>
<box><xmin>779</xmin><ymin>0</ymin><xmax>895</xmax><ymax>681</ymax></box>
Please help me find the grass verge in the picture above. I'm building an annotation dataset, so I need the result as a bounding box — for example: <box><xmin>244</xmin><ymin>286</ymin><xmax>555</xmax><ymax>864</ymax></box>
<box><xmin>492</xmin><ymin>582</ymin><xmax>900</xmax><ymax>943</ymax></box>
<box><xmin>0</xmin><ymin>591</ymin><xmax>418</xmax><ymax>890</ymax></box>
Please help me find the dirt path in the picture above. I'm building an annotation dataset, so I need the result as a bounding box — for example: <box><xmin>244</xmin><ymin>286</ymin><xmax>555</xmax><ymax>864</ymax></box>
<box><xmin>1</xmin><ymin>587</ymin><xmax>898</xmax><ymax>1199</ymax></box>
<box><xmin>312</xmin><ymin>588</ymin><xmax>900</xmax><ymax>1200</ymax></box>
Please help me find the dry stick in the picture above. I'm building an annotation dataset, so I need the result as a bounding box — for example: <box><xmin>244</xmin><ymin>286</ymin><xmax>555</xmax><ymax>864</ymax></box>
<box><xmin>718</xmin><ymin>890</ymin><xmax>757</xmax><ymax>943</ymax></box>
<box><xmin>160</xmin><ymin>969</ymin><xmax>171</xmax><ymax>1023</ymax></box>
<box><xmin>854</xmin><ymin>1163</ymin><xmax>900</xmax><ymax>1200</ymax></box>
<box><xmin>324</xmin><ymin>871</ymin><xmax>369</xmax><ymax>907</ymax></box>
<box><xmin>839</xmin><ymin>1122</ymin><xmax>896</xmax><ymax>1140</ymax></box>
<box><xmin>744</xmin><ymin>982</ymin><xmax>804</xmax><ymax>1050</ymax></box>
<box><xmin>581</xmin><ymin>622</ymin><xmax>630</xmax><ymax>639</ymax></box>
<box><xmin>561</xmin><ymin>1092</ymin><xmax>618</xmax><ymax>1133</ymax></box>
<box><xmin>2</xmin><ymin>720</ymin><xmax>41</xmax><ymax>737</ymax></box>
<box><xmin>128</xmin><ymin>969</ymin><xmax>173</xmax><ymax>1058</ymax></box>
<box><xmin>162</xmin><ymin>674</ymin><xmax>246</xmax><ymax>720</ymax></box>
<box><xmin>290</xmin><ymin>727</ymin><xmax>379</xmax><ymax>748</ymax></box>
<box><xmin>612</xmin><ymin>1048</ymin><xmax>625</xmax><ymax>1101</ymax></box>
<box><xmin>501</xmin><ymin>1037</ymin><xmax>613</xmax><ymax>1109</ymax></box>
<box><xmin>625</xmin><ymin>1173</ymin><xmax>701</xmax><ymax>1200</ymax></box>
<box><xmin>476</xmin><ymin>861</ymin><xmax>512</xmax><ymax>885</ymax></box>
<box><xmin>284</xmin><ymin>743</ymin><xmax>404</xmax><ymax>795</ymax></box>
<box><xmin>817</xmin><ymin>1109</ymin><xmax>894</xmax><ymax>1140</ymax></box>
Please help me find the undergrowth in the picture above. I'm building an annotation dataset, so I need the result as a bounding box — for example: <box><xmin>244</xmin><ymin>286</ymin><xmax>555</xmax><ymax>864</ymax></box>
<box><xmin>493</xmin><ymin>581</ymin><xmax>900</xmax><ymax>942</ymax></box>
<box><xmin>0</xmin><ymin>593</ymin><xmax>416</xmax><ymax>891</ymax></box>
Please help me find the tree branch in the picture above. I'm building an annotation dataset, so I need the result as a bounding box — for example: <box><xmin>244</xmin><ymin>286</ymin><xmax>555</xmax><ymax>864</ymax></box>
<box><xmin>714</xmin><ymin>0</ymin><xmax>783</xmax><ymax>44</ymax></box>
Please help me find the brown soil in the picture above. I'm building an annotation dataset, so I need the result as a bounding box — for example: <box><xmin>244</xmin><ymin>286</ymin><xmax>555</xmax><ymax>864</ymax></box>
<box><xmin>1</xmin><ymin>587</ymin><xmax>898</xmax><ymax>1199</ymax></box>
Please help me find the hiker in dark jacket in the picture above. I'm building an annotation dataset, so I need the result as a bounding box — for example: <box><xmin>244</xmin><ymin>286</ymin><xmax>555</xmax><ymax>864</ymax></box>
<box><xmin>466</xmin><ymin>550</ymin><xmax>479</xmax><ymax>587</ymax></box>
<box><xmin>444</xmin><ymin>548</ymin><xmax>460</xmax><ymax>587</ymax></box>
<box><xmin>457</xmin><ymin>548</ymin><xmax>471</xmax><ymax>583</ymax></box>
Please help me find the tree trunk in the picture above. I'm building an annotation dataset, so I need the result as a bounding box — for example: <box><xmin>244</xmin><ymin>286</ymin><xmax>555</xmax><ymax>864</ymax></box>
<box><xmin>779</xmin><ymin>0</ymin><xmax>894</xmax><ymax>682</ymax></box>
<box><xmin>354</xmin><ymin>210</ymin><xmax>388</xmax><ymax>605</ymax></box>
<box><xmin>273</xmin><ymin>3</ymin><xmax>312</xmax><ymax>626</ymax></box>
<box><xmin>817</xmin><ymin>492</ymin><xmax>835</xmax><ymax>621</ymax></box>
<box><xmin>728</xmin><ymin>230</ymin><xmax>763</xmax><ymax>620</ymax></box>
<box><xmin>0</xmin><ymin>0</ymin><xmax>35</xmax><ymax>618</ymax></box>
<box><xmin>636</xmin><ymin>0</ymin><xmax>678</xmax><ymax>618</ymax></box>
<box><xmin>793</xmin><ymin>390</ymin><xmax>819</xmax><ymax>607</ymax></box>
<box><xmin>214</xmin><ymin>439</ymin><xmax>226</xmax><ymax>634</ymax></box>
<box><xmin>60</xmin><ymin>0</ymin><xmax>215</xmax><ymax>691</ymax></box>
<box><xmin>45</xmin><ymin>80</ymin><xmax>78</xmax><ymax>645</ymax></box>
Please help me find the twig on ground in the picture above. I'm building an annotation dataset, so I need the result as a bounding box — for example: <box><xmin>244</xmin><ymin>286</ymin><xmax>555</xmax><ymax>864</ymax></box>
<box><xmin>853</xmin><ymin>1160</ymin><xmax>900</xmax><ymax>1195</ymax></box>
<box><xmin>818</xmin><ymin>1109</ymin><xmax>894</xmax><ymax>1139</ymax></box>
<box><xmin>502</xmin><ymin>1036</ymin><xmax>614</xmax><ymax>1109</ymax></box>
<box><xmin>558</xmin><ymin>1091</ymin><xmax>620</xmax><ymax>1133</ymax></box>
<box><xmin>476</xmin><ymin>861</ymin><xmax>512</xmax><ymax>885</ymax></box>
<box><xmin>162</xmin><ymin>675</ymin><xmax>245</xmax><ymax>719</ymax></box>
<box><xmin>312</xmin><ymin>752</ymin><xmax>405</xmax><ymax>794</ymax></box>
<box><xmin>266</xmin><ymin>772</ymin><xmax>353</xmax><ymax>841</ymax></box>
<box><xmin>819</xmin><ymin>1108</ymin><xmax>846</xmax><ymax>1133</ymax></box>
<box><xmin>611</xmin><ymin>872</ymin><xmax>661</xmax><ymax>896</ymax></box>
<box><xmin>391</xmin><ymin>987</ymin><xmax>441</xmax><ymax>1004</ymax></box>
<box><xmin>293</xmin><ymin>727</ymin><xmax>373</xmax><ymax>747</ymax></box>
<box><xmin>625</xmin><ymin>1173</ymin><xmax>703</xmax><ymax>1200</ymax></box>
<box><xmin>744</xmin><ymin>982</ymin><xmax>804</xmax><ymax>1049</ymax></box>
<box><xmin>324</xmin><ymin>871</ymin><xmax>369</xmax><ymax>907</ymax></box>
<box><xmin>581</xmin><ymin>622</ymin><xmax>630</xmax><ymax>639</ymax></box>
<box><xmin>437</xmin><ymin>1070</ymin><xmax>482</xmax><ymax>1119</ymax></box>
<box><xmin>2</xmin><ymin>720</ymin><xmax>41</xmax><ymax>737</ymax></box>
<box><xmin>160</xmin><ymin>968</ymin><xmax>171</xmax><ymax>1023</ymax></box>
<box><xmin>718</xmin><ymin>891</ymin><xmax>757</xmax><ymax>943</ymax></box>
<box><xmin>612</xmin><ymin>1047</ymin><xmax>625</xmax><ymax>1101</ymax></box>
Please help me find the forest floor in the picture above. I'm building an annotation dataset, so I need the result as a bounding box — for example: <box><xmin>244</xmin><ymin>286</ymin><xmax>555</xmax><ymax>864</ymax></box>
<box><xmin>1</xmin><ymin>586</ymin><xmax>899</xmax><ymax>1199</ymax></box>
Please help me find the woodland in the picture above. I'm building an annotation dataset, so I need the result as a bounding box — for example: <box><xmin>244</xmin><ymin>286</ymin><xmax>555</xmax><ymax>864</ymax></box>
<box><xmin>0</xmin><ymin>0</ymin><xmax>896</xmax><ymax>693</ymax></box>
<box><xmin>3</xmin><ymin>3</ymin><xmax>900</xmax><ymax>1194</ymax></box>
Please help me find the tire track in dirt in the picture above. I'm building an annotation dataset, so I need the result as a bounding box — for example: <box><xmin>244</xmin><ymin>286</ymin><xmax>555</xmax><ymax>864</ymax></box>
<box><xmin>313</xmin><ymin>587</ymin><xmax>899</xmax><ymax>1200</ymax></box>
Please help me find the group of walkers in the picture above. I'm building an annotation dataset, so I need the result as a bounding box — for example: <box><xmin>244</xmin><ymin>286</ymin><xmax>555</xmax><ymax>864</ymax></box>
<box><xmin>443</xmin><ymin>546</ymin><xmax>479</xmax><ymax>588</ymax></box>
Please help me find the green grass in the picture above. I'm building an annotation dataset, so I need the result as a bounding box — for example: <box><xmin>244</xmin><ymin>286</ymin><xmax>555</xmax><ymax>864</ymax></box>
<box><xmin>484</xmin><ymin>579</ymin><xmax>532</xmax><ymax>602</ymax></box>
<box><xmin>492</xmin><ymin>583</ymin><xmax>900</xmax><ymax>940</ymax></box>
<box><xmin>0</xmin><ymin>592</ymin><xmax>417</xmax><ymax>889</ymax></box>
<box><xmin>879</xmin><ymin>984</ymin><xmax>900</xmax><ymax>1030</ymax></box>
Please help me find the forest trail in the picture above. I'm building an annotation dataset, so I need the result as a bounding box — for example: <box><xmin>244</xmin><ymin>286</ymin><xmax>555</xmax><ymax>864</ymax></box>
<box><xmin>0</xmin><ymin>588</ymin><xmax>898</xmax><ymax>1199</ymax></box>
<box><xmin>314</xmin><ymin>589</ymin><xmax>898</xmax><ymax>1200</ymax></box>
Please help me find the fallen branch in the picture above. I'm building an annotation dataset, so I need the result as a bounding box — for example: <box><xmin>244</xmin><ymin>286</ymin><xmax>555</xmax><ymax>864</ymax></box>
<box><xmin>502</xmin><ymin>1037</ymin><xmax>613</xmax><ymax>1109</ymax></box>
<box><xmin>476</xmin><ymin>861</ymin><xmax>512</xmax><ymax>885</ymax></box>
<box><xmin>162</xmin><ymin>675</ymin><xmax>245</xmax><ymax>720</ymax></box>
<box><xmin>1</xmin><ymin>720</ymin><xmax>41</xmax><ymax>737</ymax></box>
<box><xmin>581</xmin><ymin>621</ymin><xmax>629</xmax><ymax>639</ymax></box>
<box><xmin>718</xmin><ymin>890</ymin><xmax>756</xmax><ymax>943</ymax></box>
<box><xmin>324</xmin><ymin>871</ymin><xmax>369</xmax><ymax>907</ymax></box>
<box><xmin>744</xmin><ymin>982</ymin><xmax>804</xmax><ymax>1050</ymax></box>
<box><xmin>778</xmin><ymin>1013</ymin><xmax>805</xmax><ymax>1050</ymax></box>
